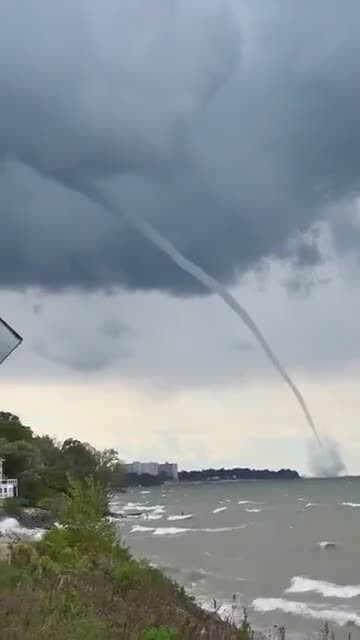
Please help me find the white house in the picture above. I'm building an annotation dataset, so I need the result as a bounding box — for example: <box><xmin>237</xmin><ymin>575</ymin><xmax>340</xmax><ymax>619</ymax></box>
<box><xmin>0</xmin><ymin>457</ymin><xmax>18</xmax><ymax>499</ymax></box>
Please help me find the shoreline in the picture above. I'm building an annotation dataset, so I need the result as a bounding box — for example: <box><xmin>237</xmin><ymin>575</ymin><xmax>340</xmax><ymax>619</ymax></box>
<box><xmin>0</xmin><ymin>517</ymin><xmax>345</xmax><ymax>639</ymax></box>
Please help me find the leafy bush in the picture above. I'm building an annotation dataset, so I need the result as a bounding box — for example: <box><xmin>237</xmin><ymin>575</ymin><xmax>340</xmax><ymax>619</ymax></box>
<box><xmin>237</xmin><ymin>610</ymin><xmax>254</xmax><ymax>640</ymax></box>
<box><xmin>2</xmin><ymin>496</ymin><xmax>29</xmax><ymax>517</ymax></box>
<box><xmin>36</xmin><ymin>494</ymin><xmax>66</xmax><ymax>516</ymax></box>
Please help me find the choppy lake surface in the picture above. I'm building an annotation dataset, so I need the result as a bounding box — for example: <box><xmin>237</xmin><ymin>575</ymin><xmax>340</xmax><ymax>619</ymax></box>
<box><xmin>112</xmin><ymin>479</ymin><xmax>360</xmax><ymax>638</ymax></box>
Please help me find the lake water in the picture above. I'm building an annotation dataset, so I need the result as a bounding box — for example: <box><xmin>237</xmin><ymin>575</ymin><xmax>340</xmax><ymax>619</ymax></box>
<box><xmin>112</xmin><ymin>478</ymin><xmax>360</xmax><ymax>638</ymax></box>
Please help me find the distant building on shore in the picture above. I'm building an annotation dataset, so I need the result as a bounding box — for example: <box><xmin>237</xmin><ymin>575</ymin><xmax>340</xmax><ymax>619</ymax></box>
<box><xmin>159</xmin><ymin>462</ymin><xmax>178</xmax><ymax>481</ymax></box>
<box><xmin>0</xmin><ymin>457</ymin><xmax>18</xmax><ymax>499</ymax></box>
<box><xmin>126</xmin><ymin>461</ymin><xmax>158</xmax><ymax>476</ymax></box>
<box><xmin>126</xmin><ymin>460</ymin><xmax>178</xmax><ymax>481</ymax></box>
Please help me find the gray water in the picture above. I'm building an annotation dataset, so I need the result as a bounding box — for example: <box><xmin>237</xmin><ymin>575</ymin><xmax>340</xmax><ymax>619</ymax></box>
<box><xmin>112</xmin><ymin>479</ymin><xmax>360</xmax><ymax>638</ymax></box>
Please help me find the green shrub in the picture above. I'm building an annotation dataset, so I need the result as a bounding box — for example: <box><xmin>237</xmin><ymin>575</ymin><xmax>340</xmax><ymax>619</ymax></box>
<box><xmin>2</xmin><ymin>496</ymin><xmax>29</xmax><ymax>517</ymax></box>
<box><xmin>36</xmin><ymin>494</ymin><xmax>66</xmax><ymax>516</ymax></box>
<box><xmin>237</xmin><ymin>609</ymin><xmax>254</xmax><ymax>640</ymax></box>
<box><xmin>0</xmin><ymin>561</ymin><xmax>25</xmax><ymax>588</ymax></box>
<box><xmin>142</xmin><ymin>627</ymin><xmax>175</xmax><ymax>640</ymax></box>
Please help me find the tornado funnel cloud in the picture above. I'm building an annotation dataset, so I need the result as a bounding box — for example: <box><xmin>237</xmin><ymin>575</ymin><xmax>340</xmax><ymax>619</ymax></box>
<box><xmin>307</xmin><ymin>437</ymin><xmax>346</xmax><ymax>478</ymax></box>
<box><xmin>77</xmin><ymin>182</ymin><xmax>322</xmax><ymax>445</ymax></box>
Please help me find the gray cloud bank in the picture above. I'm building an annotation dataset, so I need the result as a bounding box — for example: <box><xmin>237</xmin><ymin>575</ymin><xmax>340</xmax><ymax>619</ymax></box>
<box><xmin>1</xmin><ymin>1</ymin><xmax>360</xmax><ymax>295</ymax></box>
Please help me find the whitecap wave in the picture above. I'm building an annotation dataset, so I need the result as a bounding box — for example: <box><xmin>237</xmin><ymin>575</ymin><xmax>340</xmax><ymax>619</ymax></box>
<box><xmin>131</xmin><ymin>525</ymin><xmax>154</xmax><ymax>533</ymax></box>
<box><xmin>141</xmin><ymin>490</ymin><xmax>151</xmax><ymax>494</ymax></box>
<box><xmin>147</xmin><ymin>512</ymin><xmax>164</xmax><ymax>521</ymax></box>
<box><xmin>318</xmin><ymin>541</ymin><xmax>337</xmax><ymax>550</ymax></box>
<box><xmin>304</xmin><ymin>503</ymin><xmax>320</xmax><ymax>508</ymax></box>
<box><xmin>341</xmin><ymin>502</ymin><xmax>360</xmax><ymax>508</ymax></box>
<box><xmin>131</xmin><ymin>523</ymin><xmax>246</xmax><ymax>535</ymax></box>
<box><xmin>253</xmin><ymin>597</ymin><xmax>360</xmax><ymax>626</ymax></box>
<box><xmin>123</xmin><ymin>502</ymin><xmax>145</xmax><ymax>510</ymax></box>
<box><xmin>200</xmin><ymin>525</ymin><xmax>247</xmax><ymax>533</ymax></box>
<box><xmin>245</xmin><ymin>508</ymin><xmax>262</xmax><ymax>513</ymax></box>
<box><xmin>153</xmin><ymin>527</ymin><xmax>190</xmax><ymax>536</ymax></box>
<box><xmin>167</xmin><ymin>514</ymin><xmax>194</xmax><ymax>521</ymax></box>
<box><xmin>0</xmin><ymin>517</ymin><xmax>45</xmax><ymax>541</ymax></box>
<box><xmin>286</xmin><ymin>576</ymin><xmax>360</xmax><ymax>599</ymax></box>
<box><xmin>238</xmin><ymin>500</ymin><xmax>259</xmax><ymax>505</ymax></box>
<box><xmin>213</xmin><ymin>507</ymin><xmax>227</xmax><ymax>514</ymax></box>
<box><xmin>123</xmin><ymin>503</ymin><xmax>165</xmax><ymax>513</ymax></box>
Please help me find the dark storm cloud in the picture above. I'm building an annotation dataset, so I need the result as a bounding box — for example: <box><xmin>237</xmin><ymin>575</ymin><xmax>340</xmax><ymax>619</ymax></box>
<box><xmin>1</xmin><ymin>0</ymin><xmax>360</xmax><ymax>295</ymax></box>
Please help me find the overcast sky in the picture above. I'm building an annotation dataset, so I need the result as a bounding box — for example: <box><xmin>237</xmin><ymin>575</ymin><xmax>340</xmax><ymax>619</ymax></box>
<box><xmin>1</xmin><ymin>1</ymin><xmax>360</xmax><ymax>474</ymax></box>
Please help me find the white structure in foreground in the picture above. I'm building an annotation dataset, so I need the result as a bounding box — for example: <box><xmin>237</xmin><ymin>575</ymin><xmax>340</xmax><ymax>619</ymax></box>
<box><xmin>0</xmin><ymin>457</ymin><xmax>18</xmax><ymax>498</ymax></box>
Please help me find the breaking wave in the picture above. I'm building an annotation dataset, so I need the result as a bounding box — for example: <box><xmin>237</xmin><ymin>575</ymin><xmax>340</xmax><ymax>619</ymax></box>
<box><xmin>213</xmin><ymin>507</ymin><xmax>227</xmax><ymax>514</ymax></box>
<box><xmin>147</xmin><ymin>512</ymin><xmax>164</xmax><ymax>521</ymax></box>
<box><xmin>153</xmin><ymin>527</ymin><xmax>190</xmax><ymax>536</ymax></box>
<box><xmin>286</xmin><ymin>576</ymin><xmax>360</xmax><ymax>599</ymax></box>
<box><xmin>253</xmin><ymin>597</ymin><xmax>360</xmax><ymax>626</ymax></box>
<box><xmin>201</xmin><ymin>525</ymin><xmax>247</xmax><ymax>533</ymax></box>
<box><xmin>0</xmin><ymin>517</ymin><xmax>45</xmax><ymax>541</ymax></box>
<box><xmin>341</xmin><ymin>502</ymin><xmax>360</xmax><ymax>508</ymax></box>
<box><xmin>245</xmin><ymin>508</ymin><xmax>262</xmax><ymax>513</ymax></box>
<box><xmin>131</xmin><ymin>524</ymin><xmax>247</xmax><ymax>536</ymax></box>
<box><xmin>130</xmin><ymin>525</ymin><xmax>155</xmax><ymax>533</ymax></box>
<box><xmin>121</xmin><ymin>503</ymin><xmax>166</xmax><ymax>514</ymax></box>
<box><xmin>317</xmin><ymin>541</ymin><xmax>337</xmax><ymax>550</ymax></box>
<box><xmin>167</xmin><ymin>514</ymin><xmax>194</xmax><ymax>521</ymax></box>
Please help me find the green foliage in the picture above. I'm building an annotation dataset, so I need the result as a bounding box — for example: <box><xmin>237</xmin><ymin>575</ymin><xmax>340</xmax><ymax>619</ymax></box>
<box><xmin>0</xmin><ymin>423</ymin><xmax>253</xmax><ymax>639</ymax></box>
<box><xmin>0</xmin><ymin>412</ymin><xmax>33</xmax><ymax>442</ymax></box>
<box><xmin>0</xmin><ymin>410</ymin><xmax>124</xmax><ymax>505</ymax></box>
<box><xmin>18</xmin><ymin>469</ymin><xmax>44</xmax><ymax>503</ymax></box>
<box><xmin>142</xmin><ymin>627</ymin><xmax>175</xmax><ymax>640</ymax></box>
<box><xmin>0</xmin><ymin>562</ymin><xmax>25</xmax><ymax>589</ymax></box>
<box><xmin>0</xmin><ymin>479</ymin><xmax>246</xmax><ymax>639</ymax></box>
<box><xmin>0</xmin><ymin>439</ymin><xmax>37</xmax><ymax>477</ymax></box>
<box><xmin>36</xmin><ymin>494</ymin><xmax>66</xmax><ymax>516</ymax></box>
<box><xmin>2</xmin><ymin>496</ymin><xmax>29</xmax><ymax>517</ymax></box>
<box><xmin>237</xmin><ymin>609</ymin><xmax>254</xmax><ymax>640</ymax></box>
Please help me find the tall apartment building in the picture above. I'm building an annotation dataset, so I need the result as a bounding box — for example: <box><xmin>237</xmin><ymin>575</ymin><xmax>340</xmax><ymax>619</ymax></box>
<box><xmin>159</xmin><ymin>462</ymin><xmax>178</xmax><ymax>481</ymax></box>
<box><xmin>126</xmin><ymin>461</ymin><xmax>159</xmax><ymax>476</ymax></box>
<box><xmin>126</xmin><ymin>460</ymin><xmax>178</xmax><ymax>480</ymax></box>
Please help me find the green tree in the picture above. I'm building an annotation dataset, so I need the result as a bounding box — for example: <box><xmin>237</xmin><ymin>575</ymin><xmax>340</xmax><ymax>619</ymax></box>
<box><xmin>96</xmin><ymin>448</ymin><xmax>125</xmax><ymax>495</ymax></box>
<box><xmin>0</xmin><ymin>410</ymin><xmax>125</xmax><ymax>505</ymax></box>
<box><xmin>0</xmin><ymin>412</ymin><xmax>33</xmax><ymax>442</ymax></box>
<box><xmin>18</xmin><ymin>470</ymin><xmax>44</xmax><ymax>504</ymax></box>
<box><xmin>61</xmin><ymin>439</ymin><xmax>98</xmax><ymax>480</ymax></box>
<box><xmin>0</xmin><ymin>439</ymin><xmax>37</xmax><ymax>477</ymax></box>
